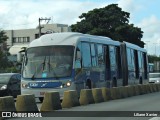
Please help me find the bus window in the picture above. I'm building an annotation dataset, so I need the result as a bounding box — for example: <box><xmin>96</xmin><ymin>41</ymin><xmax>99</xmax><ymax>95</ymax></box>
<box><xmin>127</xmin><ymin>48</ymin><xmax>132</xmax><ymax>70</ymax></box>
<box><xmin>138</xmin><ymin>51</ymin><xmax>143</xmax><ymax>70</ymax></box>
<box><xmin>75</xmin><ymin>42</ymin><xmax>82</xmax><ymax>69</ymax></box>
<box><xmin>131</xmin><ymin>49</ymin><xmax>135</xmax><ymax>70</ymax></box>
<box><xmin>127</xmin><ymin>48</ymin><xmax>135</xmax><ymax>71</ymax></box>
<box><xmin>109</xmin><ymin>46</ymin><xmax>116</xmax><ymax>69</ymax></box>
<box><xmin>97</xmin><ymin>44</ymin><xmax>104</xmax><ymax>66</ymax></box>
<box><xmin>91</xmin><ymin>43</ymin><xmax>97</xmax><ymax>66</ymax></box>
<box><xmin>82</xmin><ymin>42</ymin><xmax>91</xmax><ymax>67</ymax></box>
<box><xmin>109</xmin><ymin>46</ymin><xmax>117</xmax><ymax>87</ymax></box>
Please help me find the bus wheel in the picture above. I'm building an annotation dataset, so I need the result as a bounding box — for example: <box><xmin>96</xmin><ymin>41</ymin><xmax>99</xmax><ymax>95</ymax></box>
<box><xmin>86</xmin><ymin>79</ymin><xmax>92</xmax><ymax>89</ymax></box>
<box><xmin>39</xmin><ymin>97</ymin><xmax>44</xmax><ymax>102</ymax></box>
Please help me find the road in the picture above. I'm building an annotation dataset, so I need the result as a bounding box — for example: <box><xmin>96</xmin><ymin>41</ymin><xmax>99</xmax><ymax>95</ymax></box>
<box><xmin>9</xmin><ymin>92</ymin><xmax>160</xmax><ymax>120</ymax></box>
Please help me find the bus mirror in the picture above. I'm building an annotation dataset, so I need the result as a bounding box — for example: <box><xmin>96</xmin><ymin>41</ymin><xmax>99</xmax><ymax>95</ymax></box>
<box><xmin>17</xmin><ymin>52</ymin><xmax>22</xmax><ymax>62</ymax></box>
<box><xmin>76</xmin><ymin>51</ymin><xmax>81</xmax><ymax>60</ymax></box>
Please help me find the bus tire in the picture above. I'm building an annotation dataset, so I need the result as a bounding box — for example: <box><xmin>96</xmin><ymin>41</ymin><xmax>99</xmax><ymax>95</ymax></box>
<box><xmin>86</xmin><ymin>79</ymin><xmax>92</xmax><ymax>89</ymax></box>
<box><xmin>39</xmin><ymin>97</ymin><xmax>44</xmax><ymax>103</ymax></box>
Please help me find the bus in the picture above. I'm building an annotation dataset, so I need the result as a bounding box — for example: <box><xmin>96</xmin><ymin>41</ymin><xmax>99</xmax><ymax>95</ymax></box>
<box><xmin>20</xmin><ymin>32</ymin><xmax>148</xmax><ymax>102</ymax></box>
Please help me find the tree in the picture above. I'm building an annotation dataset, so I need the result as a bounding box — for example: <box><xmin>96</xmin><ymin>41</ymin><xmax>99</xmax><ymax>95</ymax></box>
<box><xmin>0</xmin><ymin>30</ymin><xmax>8</xmax><ymax>44</ymax></box>
<box><xmin>0</xmin><ymin>29</ymin><xmax>11</xmax><ymax>72</ymax></box>
<box><xmin>71</xmin><ymin>4</ymin><xmax>144</xmax><ymax>47</ymax></box>
<box><xmin>148</xmin><ymin>55</ymin><xmax>160</xmax><ymax>63</ymax></box>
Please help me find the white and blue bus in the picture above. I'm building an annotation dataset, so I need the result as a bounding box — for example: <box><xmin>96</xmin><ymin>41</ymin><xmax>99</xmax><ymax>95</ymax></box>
<box><xmin>20</xmin><ymin>32</ymin><xmax>148</xmax><ymax>102</ymax></box>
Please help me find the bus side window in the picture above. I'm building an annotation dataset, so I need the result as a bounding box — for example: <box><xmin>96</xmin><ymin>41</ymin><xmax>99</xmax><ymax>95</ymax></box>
<box><xmin>82</xmin><ymin>42</ymin><xmax>91</xmax><ymax>67</ymax></box>
<box><xmin>91</xmin><ymin>43</ymin><xmax>97</xmax><ymax>66</ymax></box>
<box><xmin>97</xmin><ymin>44</ymin><xmax>104</xmax><ymax>66</ymax></box>
<box><xmin>138</xmin><ymin>51</ymin><xmax>143</xmax><ymax>71</ymax></box>
<box><xmin>109</xmin><ymin>46</ymin><xmax>116</xmax><ymax>71</ymax></box>
<box><xmin>75</xmin><ymin>42</ymin><xmax>82</xmax><ymax>68</ymax></box>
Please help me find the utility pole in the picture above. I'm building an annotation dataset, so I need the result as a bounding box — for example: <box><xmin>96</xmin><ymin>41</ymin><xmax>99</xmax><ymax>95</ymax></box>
<box><xmin>38</xmin><ymin>17</ymin><xmax>51</xmax><ymax>37</ymax></box>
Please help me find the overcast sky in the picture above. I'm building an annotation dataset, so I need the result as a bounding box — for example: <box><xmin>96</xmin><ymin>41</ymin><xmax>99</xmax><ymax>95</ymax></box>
<box><xmin>0</xmin><ymin>0</ymin><xmax>160</xmax><ymax>56</ymax></box>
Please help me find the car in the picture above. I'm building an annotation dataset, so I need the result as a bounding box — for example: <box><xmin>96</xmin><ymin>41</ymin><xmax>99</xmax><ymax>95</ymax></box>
<box><xmin>149</xmin><ymin>73</ymin><xmax>160</xmax><ymax>83</ymax></box>
<box><xmin>0</xmin><ymin>73</ymin><xmax>21</xmax><ymax>98</ymax></box>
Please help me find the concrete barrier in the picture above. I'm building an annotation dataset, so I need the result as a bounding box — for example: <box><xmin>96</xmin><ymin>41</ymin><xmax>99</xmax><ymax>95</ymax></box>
<box><xmin>0</xmin><ymin>96</ymin><xmax>16</xmax><ymax>111</ymax></box>
<box><xmin>79</xmin><ymin>89</ymin><xmax>94</xmax><ymax>105</ymax></box>
<box><xmin>40</xmin><ymin>91</ymin><xmax>62</xmax><ymax>111</ymax></box>
<box><xmin>148</xmin><ymin>84</ymin><xmax>152</xmax><ymax>93</ymax></box>
<box><xmin>101</xmin><ymin>87</ymin><xmax>111</xmax><ymax>101</ymax></box>
<box><xmin>116</xmin><ymin>87</ymin><xmax>122</xmax><ymax>99</ymax></box>
<box><xmin>146</xmin><ymin>84</ymin><xmax>150</xmax><ymax>93</ymax></box>
<box><xmin>143</xmin><ymin>84</ymin><xmax>149</xmax><ymax>94</ymax></box>
<box><xmin>155</xmin><ymin>84</ymin><xmax>159</xmax><ymax>92</ymax></box>
<box><xmin>145</xmin><ymin>84</ymin><xmax>150</xmax><ymax>93</ymax></box>
<box><xmin>16</xmin><ymin>94</ymin><xmax>39</xmax><ymax>112</ymax></box>
<box><xmin>137</xmin><ymin>84</ymin><xmax>143</xmax><ymax>95</ymax></box>
<box><xmin>62</xmin><ymin>90</ymin><xmax>80</xmax><ymax>108</ymax></box>
<box><xmin>158</xmin><ymin>84</ymin><xmax>160</xmax><ymax>91</ymax></box>
<box><xmin>127</xmin><ymin>85</ymin><xmax>134</xmax><ymax>97</ymax></box>
<box><xmin>141</xmin><ymin>84</ymin><xmax>146</xmax><ymax>94</ymax></box>
<box><xmin>92</xmin><ymin>88</ymin><xmax>104</xmax><ymax>103</ymax></box>
<box><xmin>134</xmin><ymin>85</ymin><xmax>140</xmax><ymax>95</ymax></box>
<box><xmin>110</xmin><ymin>87</ymin><xmax>120</xmax><ymax>99</ymax></box>
<box><xmin>119</xmin><ymin>86</ymin><xmax>128</xmax><ymax>98</ymax></box>
<box><xmin>151</xmin><ymin>84</ymin><xmax>157</xmax><ymax>92</ymax></box>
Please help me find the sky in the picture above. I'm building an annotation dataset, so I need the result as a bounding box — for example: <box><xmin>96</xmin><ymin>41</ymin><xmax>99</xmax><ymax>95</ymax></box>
<box><xmin>0</xmin><ymin>0</ymin><xmax>160</xmax><ymax>56</ymax></box>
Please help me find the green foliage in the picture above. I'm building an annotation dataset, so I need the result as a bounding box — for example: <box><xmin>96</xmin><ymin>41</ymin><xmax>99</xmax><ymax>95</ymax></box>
<box><xmin>0</xmin><ymin>30</ymin><xmax>8</xmax><ymax>43</ymax></box>
<box><xmin>148</xmin><ymin>55</ymin><xmax>160</xmax><ymax>63</ymax></box>
<box><xmin>0</xmin><ymin>29</ymin><xmax>15</xmax><ymax>73</ymax></box>
<box><xmin>71</xmin><ymin>4</ymin><xmax>144</xmax><ymax>47</ymax></box>
<box><xmin>0</xmin><ymin>51</ymin><xmax>14</xmax><ymax>72</ymax></box>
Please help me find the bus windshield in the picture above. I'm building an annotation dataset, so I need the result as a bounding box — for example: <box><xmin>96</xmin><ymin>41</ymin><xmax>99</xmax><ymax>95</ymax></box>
<box><xmin>22</xmin><ymin>46</ymin><xmax>74</xmax><ymax>79</ymax></box>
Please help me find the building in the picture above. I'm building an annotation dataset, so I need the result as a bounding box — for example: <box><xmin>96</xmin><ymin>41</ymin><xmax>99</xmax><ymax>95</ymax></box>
<box><xmin>5</xmin><ymin>23</ymin><xmax>71</xmax><ymax>55</ymax></box>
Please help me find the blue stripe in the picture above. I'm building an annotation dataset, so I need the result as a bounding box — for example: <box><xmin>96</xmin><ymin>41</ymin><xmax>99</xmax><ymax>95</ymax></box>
<box><xmin>28</xmin><ymin>82</ymin><xmax>62</xmax><ymax>88</ymax></box>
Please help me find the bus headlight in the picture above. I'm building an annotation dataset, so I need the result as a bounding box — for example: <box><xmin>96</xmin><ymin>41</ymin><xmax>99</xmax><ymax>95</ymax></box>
<box><xmin>0</xmin><ymin>85</ymin><xmax>7</xmax><ymax>90</ymax></box>
<box><xmin>66</xmin><ymin>81</ymin><xmax>71</xmax><ymax>87</ymax></box>
<box><xmin>156</xmin><ymin>80</ymin><xmax>160</xmax><ymax>83</ymax></box>
<box><xmin>21</xmin><ymin>83</ymin><xmax>29</xmax><ymax>88</ymax></box>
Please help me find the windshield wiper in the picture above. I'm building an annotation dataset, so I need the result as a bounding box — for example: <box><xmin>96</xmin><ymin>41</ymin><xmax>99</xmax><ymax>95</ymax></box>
<box><xmin>42</xmin><ymin>56</ymin><xmax>46</xmax><ymax>71</ymax></box>
<box><xmin>48</xmin><ymin>55</ymin><xmax>50</xmax><ymax>73</ymax></box>
<box><xmin>31</xmin><ymin>56</ymin><xmax>46</xmax><ymax>80</ymax></box>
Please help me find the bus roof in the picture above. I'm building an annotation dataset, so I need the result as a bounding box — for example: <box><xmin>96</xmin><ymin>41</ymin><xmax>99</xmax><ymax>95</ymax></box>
<box><xmin>124</xmin><ymin>41</ymin><xmax>147</xmax><ymax>52</ymax></box>
<box><xmin>29</xmin><ymin>32</ymin><xmax>120</xmax><ymax>48</ymax></box>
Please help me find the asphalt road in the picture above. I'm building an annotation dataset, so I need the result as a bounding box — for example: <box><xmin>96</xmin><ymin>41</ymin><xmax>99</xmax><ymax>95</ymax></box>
<box><xmin>9</xmin><ymin>92</ymin><xmax>160</xmax><ymax>120</ymax></box>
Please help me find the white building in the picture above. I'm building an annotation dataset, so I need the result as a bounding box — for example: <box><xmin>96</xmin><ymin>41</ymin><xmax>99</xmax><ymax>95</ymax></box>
<box><xmin>5</xmin><ymin>23</ymin><xmax>71</xmax><ymax>55</ymax></box>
